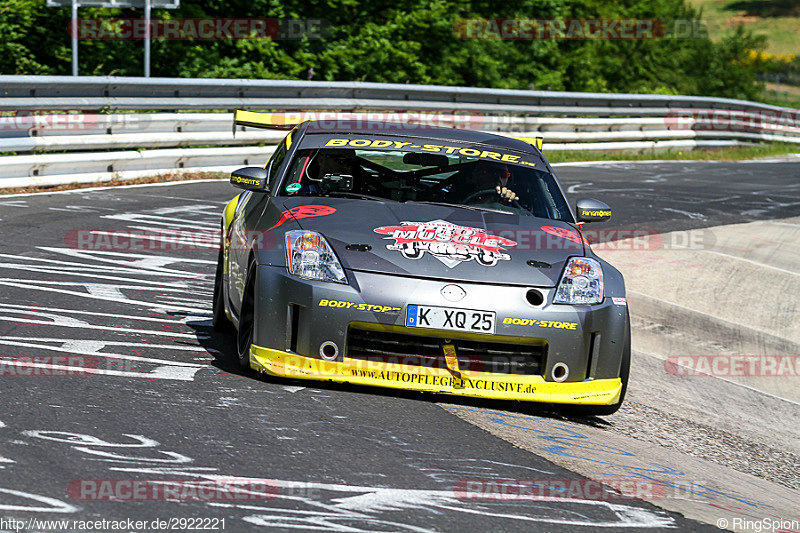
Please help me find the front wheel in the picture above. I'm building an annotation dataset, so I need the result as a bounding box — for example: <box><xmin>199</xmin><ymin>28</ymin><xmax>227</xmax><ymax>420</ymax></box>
<box><xmin>212</xmin><ymin>248</ymin><xmax>232</xmax><ymax>332</ymax></box>
<box><xmin>235</xmin><ymin>261</ymin><xmax>258</xmax><ymax>371</ymax></box>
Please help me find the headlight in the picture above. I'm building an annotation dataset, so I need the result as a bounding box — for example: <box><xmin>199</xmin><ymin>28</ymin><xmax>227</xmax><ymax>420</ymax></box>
<box><xmin>553</xmin><ymin>257</ymin><xmax>603</xmax><ymax>305</ymax></box>
<box><xmin>285</xmin><ymin>230</ymin><xmax>347</xmax><ymax>284</ymax></box>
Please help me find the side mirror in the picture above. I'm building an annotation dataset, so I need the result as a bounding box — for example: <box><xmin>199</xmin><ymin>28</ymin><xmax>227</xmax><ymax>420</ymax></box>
<box><xmin>230</xmin><ymin>167</ymin><xmax>269</xmax><ymax>191</ymax></box>
<box><xmin>576</xmin><ymin>198</ymin><xmax>611</xmax><ymax>223</ymax></box>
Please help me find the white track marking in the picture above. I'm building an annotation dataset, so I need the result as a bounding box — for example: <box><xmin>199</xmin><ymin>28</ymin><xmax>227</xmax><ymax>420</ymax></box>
<box><xmin>566</xmin><ymin>183</ymin><xmax>590</xmax><ymax>193</ymax></box>
<box><xmin>40</xmin><ymin>247</ymin><xmax>216</xmax><ymax>267</ymax></box>
<box><xmin>0</xmin><ymin>251</ymin><xmax>208</xmax><ymax>278</ymax></box>
<box><xmin>0</xmin><ymin>261</ymin><xmax>196</xmax><ymax>286</ymax></box>
<box><xmin>0</xmin><ymin>312</ymin><xmax>201</xmax><ymax>339</ymax></box>
<box><xmin>697</xmin><ymin>249</ymin><xmax>800</xmax><ymax>277</ymax></box>
<box><xmin>0</xmin><ymin>488</ymin><xmax>78</xmax><ymax>513</ymax></box>
<box><xmin>22</xmin><ymin>432</ymin><xmax>160</xmax><ymax>447</ymax></box>
<box><xmin>0</xmin><ymin>279</ymin><xmax>208</xmax><ymax>313</ymax></box>
<box><xmin>0</xmin><ymin>257</ymin><xmax>199</xmax><ymax>280</ymax></box>
<box><xmin>72</xmin><ymin>447</ymin><xmax>193</xmax><ymax>463</ymax></box>
<box><xmin>0</xmin><ymin>278</ymin><xmax>202</xmax><ymax>294</ymax></box>
<box><xmin>0</xmin><ymin>359</ymin><xmax>201</xmax><ymax>381</ymax></box>
<box><xmin>103</xmin><ymin>213</ymin><xmax>219</xmax><ymax>229</ymax></box>
<box><xmin>150</xmin><ymin>205</ymin><xmax>222</xmax><ymax>215</ymax></box>
<box><xmin>0</xmin><ymin>337</ymin><xmax>210</xmax><ymax>352</ymax></box>
<box><xmin>0</xmin><ymin>303</ymin><xmax>208</xmax><ymax>324</ymax></box>
<box><xmin>48</xmin><ymin>204</ymin><xmax>117</xmax><ymax>213</ymax></box>
<box><xmin>87</xmin><ymin>229</ymin><xmax>218</xmax><ymax>249</ymax></box>
<box><xmin>0</xmin><ymin>338</ymin><xmax>207</xmax><ymax>366</ymax></box>
<box><xmin>662</xmin><ymin>208</ymin><xmax>708</xmax><ymax>220</ymax></box>
<box><xmin>0</xmin><ymin>420</ymin><xmax>13</xmax><ymax>466</ymax></box>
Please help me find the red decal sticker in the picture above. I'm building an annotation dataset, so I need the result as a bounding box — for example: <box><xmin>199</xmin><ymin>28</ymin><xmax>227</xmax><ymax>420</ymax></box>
<box><xmin>374</xmin><ymin>219</ymin><xmax>517</xmax><ymax>268</ymax></box>
<box><xmin>268</xmin><ymin>205</ymin><xmax>336</xmax><ymax>230</ymax></box>
<box><xmin>540</xmin><ymin>225</ymin><xmax>584</xmax><ymax>245</ymax></box>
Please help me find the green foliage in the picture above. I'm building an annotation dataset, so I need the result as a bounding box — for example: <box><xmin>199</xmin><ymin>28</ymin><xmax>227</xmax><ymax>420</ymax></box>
<box><xmin>0</xmin><ymin>0</ymin><xmax>770</xmax><ymax>101</ymax></box>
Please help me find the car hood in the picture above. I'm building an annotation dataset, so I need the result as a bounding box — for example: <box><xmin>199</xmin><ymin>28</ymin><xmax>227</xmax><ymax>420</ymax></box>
<box><xmin>274</xmin><ymin>197</ymin><xmax>586</xmax><ymax>287</ymax></box>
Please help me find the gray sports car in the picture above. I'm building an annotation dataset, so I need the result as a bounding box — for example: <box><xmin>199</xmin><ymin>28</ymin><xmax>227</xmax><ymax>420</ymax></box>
<box><xmin>213</xmin><ymin>111</ymin><xmax>630</xmax><ymax>415</ymax></box>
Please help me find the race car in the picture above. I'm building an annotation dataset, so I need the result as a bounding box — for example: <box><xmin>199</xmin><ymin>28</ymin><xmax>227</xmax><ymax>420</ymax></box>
<box><xmin>213</xmin><ymin>110</ymin><xmax>630</xmax><ymax>415</ymax></box>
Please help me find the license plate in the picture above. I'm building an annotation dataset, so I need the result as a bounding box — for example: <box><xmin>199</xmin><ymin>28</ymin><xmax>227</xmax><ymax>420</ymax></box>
<box><xmin>405</xmin><ymin>304</ymin><xmax>496</xmax><ymax>334</ymax></box>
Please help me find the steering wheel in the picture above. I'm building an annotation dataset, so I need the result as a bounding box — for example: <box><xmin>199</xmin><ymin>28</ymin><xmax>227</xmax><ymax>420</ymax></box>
<box><xmin>461</xmin><ymin>188</ymin><xmax>523</xmax><ymax>210</ymax></box>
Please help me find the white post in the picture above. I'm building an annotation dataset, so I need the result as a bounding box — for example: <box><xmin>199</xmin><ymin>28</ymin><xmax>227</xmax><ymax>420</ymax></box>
<box><xmin>71</xmin><ymin>0</ymin><xmax>79</xmax><ymax>76</ymax></box>
<box><xmin>144</xmin><ymin>0</ymin><xmax>151</xmax><ymax>77</ymax></box>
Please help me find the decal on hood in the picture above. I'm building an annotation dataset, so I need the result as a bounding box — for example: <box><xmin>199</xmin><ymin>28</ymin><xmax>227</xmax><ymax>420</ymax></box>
<box><xmin>540</xmin><ymin>225</ymin><xmax>587</xmax><ymax>245</ymax></box>
<box><xmin>373</xmin><ymin>219</ymin><xmax>517</xmax><ymax>268</ymax></box>
<box><xmin>268</xmin><ymin>205</ymin><xmax>336</xmax><ymax>230</ymax></box>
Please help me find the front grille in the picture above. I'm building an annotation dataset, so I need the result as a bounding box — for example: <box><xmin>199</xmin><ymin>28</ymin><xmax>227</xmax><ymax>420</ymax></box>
<box><xmin>346</xmin><ymin>326</ymin><xmax>546</xmax><ymax>375</ymax></box>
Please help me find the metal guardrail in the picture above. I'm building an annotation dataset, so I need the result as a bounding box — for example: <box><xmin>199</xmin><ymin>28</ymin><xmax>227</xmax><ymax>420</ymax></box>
<box><xmin>1</xmin><ymin>76</ymin><xmax>799</xmax><ymax>189</ymax></box>
<box><xmin>2</xmin><ymin>75</ymin><xmax>797</xmax><ymax>115</ymax></box>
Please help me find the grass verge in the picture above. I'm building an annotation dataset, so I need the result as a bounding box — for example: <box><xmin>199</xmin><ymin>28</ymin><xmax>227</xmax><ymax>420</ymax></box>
<box><xmin>546</xmin><ymin>142</ymin><xmax>800</xmax><ymax>163</ymax></box>
<box><xmin>0</xmin><ymin>171</ymin><xmax>226</xmax><ymax>196</ymax></box>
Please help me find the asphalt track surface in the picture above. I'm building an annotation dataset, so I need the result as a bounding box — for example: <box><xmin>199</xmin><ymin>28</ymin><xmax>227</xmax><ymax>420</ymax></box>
<box><xmin>0</xmin><ymin>160</ymin><xmax>797</xmax><ymax>532</ymax></box>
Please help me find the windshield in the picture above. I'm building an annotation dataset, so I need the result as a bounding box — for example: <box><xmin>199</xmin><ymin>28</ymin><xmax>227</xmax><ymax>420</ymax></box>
<box><xmin>279</xmin><ymin>147</ymin><xmax>572</xmax><ymax>222</ymax></box>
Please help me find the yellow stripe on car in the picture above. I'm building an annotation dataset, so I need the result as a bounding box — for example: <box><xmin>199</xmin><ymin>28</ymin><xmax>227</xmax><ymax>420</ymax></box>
<box><xmin>249</xmin><ymin>345</ymin><xmax>622</xmax><ymax>405</ymax></box>
<box><xmin>233</xmin><ymin>110</ymin><xmax>311</xmax><ymax>132</ymax></box>
<box><xmin>511</xmin><ymin>136</ymin><xmax>544</xmax><ymax>150</ymax></box>
<box><xmin>223</xmin><ymin>194</ymin><xmax>240</xmax><ymax>229</ymax></box>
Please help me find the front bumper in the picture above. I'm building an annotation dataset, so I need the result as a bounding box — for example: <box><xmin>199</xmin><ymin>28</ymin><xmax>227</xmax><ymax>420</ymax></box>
<box><xmin>250</xmin><ymin>345</ymin><xmax>623</xmax><ymax>404</ymax></box>
<box><xmin>251</xmin><ymin>265</ymin><xmax>628</xmax><ymax>404</ymax></box>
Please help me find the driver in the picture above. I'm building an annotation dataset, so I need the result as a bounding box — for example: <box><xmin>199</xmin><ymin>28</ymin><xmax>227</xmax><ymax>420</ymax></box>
<box><xmin>286</xmin><ymin>149</ymin><xmax>361</xmax><ymax>196</ymax></box>
<box><xmin>446</xmin><ymin>162</ymin><xmax>519</xmax><ymax>204</ymax></box>
<box><xmin>316</xmin><ymin>149</ymin><xmax>359</xmax><ymax>181</ymax></box>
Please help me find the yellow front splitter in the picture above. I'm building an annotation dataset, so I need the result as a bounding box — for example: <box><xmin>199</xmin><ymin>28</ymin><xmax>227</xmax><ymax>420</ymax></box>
<box><xmin>250</xmin><ymin>345</ymin><xmax>622</xmax><ymax>405</ymax></box>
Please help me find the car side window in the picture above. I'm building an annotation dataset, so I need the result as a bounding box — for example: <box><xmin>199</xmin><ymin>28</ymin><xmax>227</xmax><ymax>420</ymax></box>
<box><xmin>265</xmin><ymin>130</ymin><xmax>295</xmax><ymax>192</ymax></box>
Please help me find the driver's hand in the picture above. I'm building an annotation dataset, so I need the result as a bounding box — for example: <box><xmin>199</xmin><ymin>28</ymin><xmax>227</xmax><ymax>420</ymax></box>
<box><xmin>496</xmin><ymin>186</ymin><xmax>519</xmax><ymax>202</ymax></box>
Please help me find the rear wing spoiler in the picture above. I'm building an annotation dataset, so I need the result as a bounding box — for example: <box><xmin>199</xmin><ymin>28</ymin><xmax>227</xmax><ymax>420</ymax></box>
<box><xmin>510</xmin><ymin>136</ymin><xmax>544</xmax><ymax>151</ymax></box>
<box><xmin>232</xmin><ymin>110</ymin><xmax>310</xmax><ymax>135</ymax></box>
<box><xmin>233</xmin><ymin>109</ymin><xmax>544</xmax><ymax>150</ymax></box>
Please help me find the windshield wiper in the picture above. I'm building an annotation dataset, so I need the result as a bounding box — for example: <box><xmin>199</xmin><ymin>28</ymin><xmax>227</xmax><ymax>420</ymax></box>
<box><xmin>322</xmin><ymin>191</ymin><xmax>391</xmax><ymax>202</ymax></box>
<box><xmin>405</xmin><ymin>201</ymin><xmax>512</xmax><ymax>215</ymax></box>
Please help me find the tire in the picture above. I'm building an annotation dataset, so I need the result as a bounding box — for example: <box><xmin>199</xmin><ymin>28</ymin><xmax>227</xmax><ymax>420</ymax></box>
<box><xmin>235</xmin><ymin>260</ymin><xmax>258</xmax><ymax>371</ymax></box>
<box><xmin>212</xmin><ymin>248</ymin><xmax>232</xmax><ymax>332</ymax></box>
<box><xmin>560</xmin><ymin>309</ymin><xmax>631</xmax><ymax>417</ymax></box>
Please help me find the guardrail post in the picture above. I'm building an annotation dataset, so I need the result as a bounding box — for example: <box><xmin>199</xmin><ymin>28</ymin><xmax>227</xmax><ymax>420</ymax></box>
<box><xmin>71</xmin><ymin>0</ymin><xmax>79</xmax><ymax>76</ymax></box>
